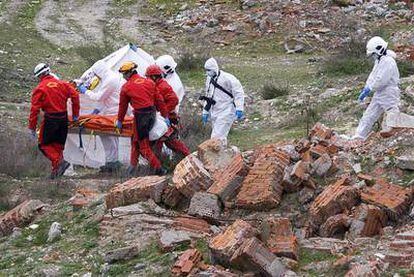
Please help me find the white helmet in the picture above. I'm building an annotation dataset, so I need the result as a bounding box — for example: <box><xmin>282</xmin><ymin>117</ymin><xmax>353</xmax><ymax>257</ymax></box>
<box><xmin>34</xmin><ymin>63</ymin><xmax>50</xmax><ymax>77</ymax></box>
<box><xmin>155</xmin><ymin>55</ymin><xmax>178</xmax><ymax>75</ymax></box>
<box><xmin>366</xmin><ymin>36</ymin><xmax>388</xmax><ymax>57</ymax></box>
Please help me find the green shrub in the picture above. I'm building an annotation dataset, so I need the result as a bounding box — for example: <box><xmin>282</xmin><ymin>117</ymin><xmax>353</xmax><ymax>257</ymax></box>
<box><xmin>399</xmin><ymin>60</ymin><xmax>414</xmax><ymax>78</ymax></box>
<box><xmin>260</xmin><ymin>83</ymin><xmax>290</xmax><ymax>100</ymax></box>
<box><xmin>177</xmin><ymin>50</ymin><xmax>209</xmax><ymax>72</ymax></box>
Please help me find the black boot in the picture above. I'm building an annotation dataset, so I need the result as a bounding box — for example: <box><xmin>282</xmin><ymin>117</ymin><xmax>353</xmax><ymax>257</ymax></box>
<box><xmin>56</xmin><ymin>160</ymin><xmax>70</xmax><ymax>178</ymax></box>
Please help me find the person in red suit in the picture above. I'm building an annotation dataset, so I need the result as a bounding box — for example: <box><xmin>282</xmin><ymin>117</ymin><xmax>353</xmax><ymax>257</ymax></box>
<box><xmin>115</xmin><ymin>61</ymin><xmax>167</xmax><ymax>176</ymax></box>
<box><xmin>28</xmin><ymin>63</ymin><xmax>80</xmax><ymax>178</ymax></box>
<box><xmin>145</xmin><ymin>64</ymin><xmax>190</xmax><ymax>158</ymax></box>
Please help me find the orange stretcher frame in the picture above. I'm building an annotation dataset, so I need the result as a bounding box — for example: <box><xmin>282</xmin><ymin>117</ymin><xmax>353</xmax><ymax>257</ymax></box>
<box><xmin>68</xmin><ymin>115</ymin><xmax>134</xmax><ymax>137</ymax></box>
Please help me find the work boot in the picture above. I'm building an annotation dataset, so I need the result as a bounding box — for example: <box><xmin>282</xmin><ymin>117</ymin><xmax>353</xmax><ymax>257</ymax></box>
<box><xmin>126</xmin><ymin>165</ymin><xmax>136</xmax><ymax>177</ymax></box>
<box><xmin>99</xmin><ymin>161</ymin><xmax>122</xmax><ymax>173</ymax></box>
<box><xmin>55</xmin><ymin>160</ymin><xmax>70</xmax><ymax>178</ymax></box>
<box><xmin>155</xmin><ymin>167</ymin><xmax>168</xmax><ymax>176</ymax></box>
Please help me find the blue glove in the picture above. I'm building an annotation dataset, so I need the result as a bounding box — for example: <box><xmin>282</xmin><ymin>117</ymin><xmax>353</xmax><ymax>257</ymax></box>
<box><xmin>236</xmin><ymin>110</ymin><xmax>244</xmax><ymax>120</ymax></box>
<box><xmin>77</xmin><ymin>84</ymin><xmax>88</xmax><ymax>94</ymax></box>
<box><xmin>358</xmin><ymin>87</ymin><xmax>371</xmax><ymax>102</ymax></box>
<box><xmin>202</xmin><ymin>114</ymin><xmax>209</xmax><ymax>124</ymax></box>
<box><xmin>165</xmin><ymin>118</ymin><xmax>171</xmax><ymax>126</ymax></box>
<box><xmin>129</xmin><ymin>43</ymin><xmax>138</xmax><ymax>52</ymax></box>
<box><xmin>91</xmin><ymin>109</ymin><xmax>100</xmax><ymax>115</ymax></box>
<box><xmin>115</xmin><ymin>120</ymin><xmax>122</xmax><ymax>130</ymax></box>
<box><xmin>29</xmin><ymin>129</ymin><xmax>36</xmax><ymax>140</ymax></box>
<box><xmin>73</xmin><ymin>116</ymin><xmax>79</xmax><ymax>122</ymax></box>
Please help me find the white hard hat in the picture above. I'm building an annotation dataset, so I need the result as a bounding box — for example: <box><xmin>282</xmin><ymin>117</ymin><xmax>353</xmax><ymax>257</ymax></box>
<box><xmin>366</xmin><ymin>36</ymin><xmax>388</xmax><ymax>57</ymax></box>
<box><xmin>34</xmin><ymin>63</ymin><xmax>50</xmax><ymax>77</ymax></box>
<box><xmin>155</xmin><ymin>55</ymin><xmax>178</xmax><ymax>74</ymax></box>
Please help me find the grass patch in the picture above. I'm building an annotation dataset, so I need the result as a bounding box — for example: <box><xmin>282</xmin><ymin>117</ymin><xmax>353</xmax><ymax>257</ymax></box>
<box><xmin>399</xmin><ymin>60</ymin><xmax>414</xmax><ymax>78</ymax></box>
<box><xmin>298</xmin><ymin>248</ymin><xmax>337</xmax><ymax>268</ymax></box>
<box><xmin>177</xmin><ymin>50</ymin><xmax>209</xmax><ymax>72</ymax></box>
<box><xmin>260</xmin><ymin>82</ymin><xmax>290</xmax><ymax>100</ymax></box>
<box><xmin>194</xmin><ymin>238</ymin><xmax>210</xmax><ymax>264</ymax></box>
<box><xmin>146</xmin><ymin>0</ymin><xmax>197</xmax><ymax>15</ymax></box>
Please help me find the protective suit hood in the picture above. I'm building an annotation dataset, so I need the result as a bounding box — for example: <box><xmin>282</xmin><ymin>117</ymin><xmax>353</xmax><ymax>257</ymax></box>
<box><xmin>91</xmin><ymin>60</ymin><xmax>110</xmax><ymax>79</ymax></box>
<box><xmin>204</xmin><ymin>58</ymin><xmax>219</xmax><ymax>74</ymax></box>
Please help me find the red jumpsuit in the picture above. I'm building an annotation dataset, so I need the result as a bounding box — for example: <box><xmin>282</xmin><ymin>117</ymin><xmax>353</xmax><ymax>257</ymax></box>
<box><xmin>28</xmin><ymin>75</ymin><xmax>80</xmax><ymax>173</ymax></box>
<box><xmin>118</xmin><ymin>73</ymin><xmax>164</xmax><ymax>169</ymax></box>
<box><xmin>154</xmin><ymin>79</ymin><xmax>190</xmax><ymax>157</ymax></box>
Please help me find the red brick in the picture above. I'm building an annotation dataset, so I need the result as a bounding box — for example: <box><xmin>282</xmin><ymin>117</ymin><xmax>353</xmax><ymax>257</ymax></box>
<box><xmin>162</xmin><ymin>184</ymin><xmax>185</xmax><ymax>208</ymax></box>
<box><xmin>207</xmin><ymin>154</ymin><xmax>247</xmax><ymax>202</ymax></box>
<box><xmin>360</xmin><ymin>179</ymin><xmax>412</xmax><ymax>220</ymax></box>
<box><xmin>105</xmin><ymin>176</ymin><xmax>168</xmax><ymax>209</ymax></box>
<box><xmin>68</xmin><ymin>188</ymin><xmax>100</xmax><ymax>210</ymax></box>
<box><xmin>0</xmin><ymin>200</ymin><xmax>45</xmax><ymax>237</ymax></box>
<box><xmin>188</xmin><ymin>192</ymin><xmax>221</xmax><ymax>222</ymax></box>
<box><xmin>235</xmin><ymin>146</ymin><xmax>290</xmax><ymax>210</ymax></box>
<box><xmin>349</xmin><ymin>204</ymin><xmax>387</xmax><ymax>237</ymax></box>
<box><xmin>296</xmin><ymin>138</ymin><xmax>311</xmax><ymax>154</ymax></box>
<box><xmin>300</xmin><ymin>237</ymin><xmax>350</xmax><ymax>254</ymax></box>
<box><xmin>172</xmin><ymin>216</ymin><xmax>211</xmax><ymax>234</ymax></box>
<box><xmin>311</xmin><ymin>153</ymin><xmax>332</xmax><ymax>177</ymax></box>
<box><xmin>171</xmin><ymin>248</ymin><xmax>202</xmax><ymax>276</ymax></box>
<box><xmin>172</xmin><ymin>154</ymin><xmax>213</xmax><ymax>198</ymax></box>
<box><xmin>209</xmin><ymin>219</ymin><xmax>258</xmax><ymax>266</ymax></box>
<box><xmin>344</xmin><ymin>261</ymin><xmax>381</xmax><ymax>277</ymax></box>
<box><xmin>357</xmin><ymin>173</ymin><xmax>376</xmax><ymax>186</ymax></box>
<box><xmin>230</xmin><ymin>237</ymin><xmax>286</xmax><ymax>277</ymax></box>
<box><xmin>309</xmin><ymin>177</ymin><xmax>360</xmax><ymax>229</ymax></box>
<box><xmin>309</xmin><ymin>144</ymin><xmax>328</xmax><ymax>159</ymax></box>
<box><xmin>310</xmin><ymin>122</ymin><xmax>333</xmax><ymax>142</ymax></box>
<box><xmin>319</xmin><ymin>214</ymin><xmax>351</xmax><ymax>238</ymax></box>
<box><xmin>261</xmin><ymin>217</ymin><xmax>298</xmax><ymax>260</ymax></box>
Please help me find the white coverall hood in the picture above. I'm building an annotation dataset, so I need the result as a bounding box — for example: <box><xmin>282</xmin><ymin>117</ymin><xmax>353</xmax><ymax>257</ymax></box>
<box><xmin>354</xmin><ymin>49</ymin><xmax>400</xmax><ymax>140</ymax></box>
<box><xmin>204</xmin><ymin>58</ymin><xmax>219</xmax><ymax>75</ymax></box>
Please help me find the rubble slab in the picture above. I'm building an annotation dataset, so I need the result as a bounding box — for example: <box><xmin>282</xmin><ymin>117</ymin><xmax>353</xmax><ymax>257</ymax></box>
<box><xmin>348</xmin><ymin>204</ymin><xmax>387</xmax><ymax>238</ymax></box>
<box><xmin>171</xmin><ymin>248</ymin><xmax>202</xmax><ymax>276</ymax></box>
<box><xmin>188</xmin><ymin>192</ymin><xmax>221</xmax><ymax>222</ymax></box>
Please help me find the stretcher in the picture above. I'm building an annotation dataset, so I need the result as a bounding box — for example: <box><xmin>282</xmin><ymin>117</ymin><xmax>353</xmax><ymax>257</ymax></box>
<box><xmin>68</xmin><ymin>115</ymin><xmax>133</xmax><ymax>137</ymax></box>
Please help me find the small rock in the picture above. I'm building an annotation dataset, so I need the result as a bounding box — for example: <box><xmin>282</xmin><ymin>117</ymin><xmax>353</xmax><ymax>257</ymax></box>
<box><xmin>396</xmin><ymin>155</ymin><xmax>414</xmax><ymax>170</ymax></box>
<box><xmin>10</xmin><ymin>227</ymin><xmax>22</xmax><ymax>240</ymax></box>
<box><xmin>159</xmin><ymin>230</ymin><xmax>191</xmax><ymax>251</ymax></box>
<box><xmin>47</xmin><ymin>222</ymin><xmax>62</xmax><ymax>242</ymax></box>
<box><xmin>29</xmin><ymin>224</ymin><xmax>39</xmax><ymax>230</ymax></box>
<box><xmin>134</xmin><ymin>263</ymin><xmax>146</xmax><ymax>271</ymax></box>
<box><xmin>104</xmin><ymin>244</ymin><xmax>144</xmax><ymax>263</ymax></box>
<box><xmin>40</xmin><ymin>266</ymin><xmax>61</xmax><ymax>277</ymax></box>
<box><xmin>352</xmin><ymin>163</ymin><xmax>362</xmax><ymax>174</ymax></box>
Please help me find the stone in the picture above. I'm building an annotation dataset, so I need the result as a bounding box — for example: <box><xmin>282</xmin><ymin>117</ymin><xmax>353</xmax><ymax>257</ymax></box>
<box><xmin>360</xmin><ymin>179</ymin><xmax>412</xmax><ymax>220</ymax></box>
<box><xmin>207</xmin><ymin>154</ymin><xmax>247</xmax><ymax>203</ymax></box>
<box><xmin>344</xmin><ymin>261</ymin><xmax>382</xmax><ymax>277</ymax></box>
<box><xmin>348</xmin><ymin>204</ymin><xmax>387</xmax><ymax>238</ymax></box>
<box><xmin>47</xmin><ymin>222</ymin><xmax>62</xmax><ymax>243</ymax></box>
<box><xmin>188</xmin><ymin>192</ymin><xmax>221</xmax><ymax>222</ymax></box>
<box><xmin>68</xmin><ymin>187</ymin><xmax>100</xmax><ymax>210</ymax></box>
<box><xmin>197</xmin><ymin>139</ymin><xmax>240</xmax><ymax>179</ymax></box>
<box><xmin>235</xmin><ymin>146</ymin><xmax>290</xmax><ymax>210</ymax></box>
<box><xmin>172</xmin><ymin>154</ymin><xmax>213</xmax><ymax>198</ymax></box>
<box><xmin>319</xmin><ymin>214</ymin><xmax>351</xmax><ymax>238</ymax></box>
<box><xmin>0</xmin><ymin>199</ymin><xmax>45</xmax><ymax>237</ymax></box>
<box><xmin>311</xmin><ymin>153</ymin><xmax>332</xmax><ymax>177</ymax></box>
<box><xmin>40</xmin><ymin>265</ymin><xmax>61</xmax><ymax>277</ymax></box>
<box><xmin>230</xmin><ymin>237</ymin><xmax>286</xmax><ymax>277</ymax></box>
<box><xmin>300</xmin><ymin>237</ymin><xmax>350</xmax><ymax>254</ymax></box>
<box><xmin>209</xmin><ymin>220</ymin><xmax>258</xmax><ymax>266</ymax></box>
<box><xmin>309</xmin><ymin>177</ymin><xmax>360</xmax><ymax>230</ymax></box>
<box><xmin>357</xmin><ymin>174</ymin><xmax>376</xmax><ymax>186</ymax></box>
<box><xmin>104</xmin><ymin>244</ymin><xmax>144</xmax><ymax>263</ymax></box>
<box><xmin>384</xmin><ymin>111</ymin><xmax>414</xmax><ymax>129</ymax></box>
<box><xmin>396</xmin><ymin>155</ymin><xmax>414</xmax><ymax>171</ymax></box>
<box><xmin>171</xmin><ymin>248</ymin><xmax>202</xmax><ymax>276</ymax></box>
<box><xmin>261</xmin><ymin>217</ymin><xmax>298</xmax><ymax>260</ymax></box>
<box><xmin>159</xmin><ymin>230</ymin><xmax>191</xmax><ymax>251</ymax></box>
<box><xmin>105</xmin><ymin>176</ymin><xmax>168</xmax><ymax>209</ymax></box>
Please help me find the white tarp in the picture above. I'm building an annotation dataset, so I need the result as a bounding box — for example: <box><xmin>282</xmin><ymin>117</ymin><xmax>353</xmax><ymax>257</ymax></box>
<box><xmin>64</xmin><ymin>44</ymin><xmax>155</xmax><ymax>168</ymax></box>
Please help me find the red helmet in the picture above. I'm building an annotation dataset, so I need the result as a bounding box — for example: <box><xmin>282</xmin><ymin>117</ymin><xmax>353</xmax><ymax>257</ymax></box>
<box><xmin>145</xmin><ymin>64</ymin><xmax>163</xmax><ymax>77</ymax></box>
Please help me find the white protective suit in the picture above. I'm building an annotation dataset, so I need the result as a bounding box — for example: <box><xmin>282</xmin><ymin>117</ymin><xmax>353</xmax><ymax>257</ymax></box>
<box><xmin>203</xmin><ymin>58</ymin><xmax>244</xmax><ymax>144</ymax></box>
<box><xmin>355</xmin><ymin>50</ymin><xmax>400</xmax><ymax>140</ymax></box>
<box><xmin>83</xmin><ymin>60</ymin><xmax>125</xmax><ymax>163</ymax></box>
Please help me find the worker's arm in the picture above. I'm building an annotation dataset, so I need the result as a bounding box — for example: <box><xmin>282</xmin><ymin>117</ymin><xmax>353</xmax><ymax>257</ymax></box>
<box><xmin>230</xmin><ymin>75</ymin><xmax>245</xmax><ymax>112</ymax></box>
<box><xmin>154</xmin><ymin>88</ymin><xmax>168</xmax><ymax>118</ymax></box>
<box><xmin>28</xmin><ymin>88</ymin><xmax>43</xmax><ymax>130</ymax></box>
<box><xmin>117</xmin><ymin>88</ymin><xmax>130</xmax><ymax>122</ymax></box>
<box><xmin>163</xmin><ymin>85</ymin><xmax>179</xmax><ymax>113</ymax></box>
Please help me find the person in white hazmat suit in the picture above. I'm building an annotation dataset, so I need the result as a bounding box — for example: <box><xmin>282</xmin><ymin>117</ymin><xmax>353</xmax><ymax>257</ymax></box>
<box><xmin>201</xmin><ymin>57</ymin><xmax>245</xmax><ymax>145</ymax></box>
<box><xmin>156</xmin><ymin>55</ymin><xmax>185</xmax><ymax>112</ymax></box>
<box><xmin>77</xmin><ymin>60</ymin><xmax>125</xmax><ymax>172</ymax></box>
<box><xmin>353</xmin><ymin>36</ymin><xmax>400</xmax><ymax>141</ymax></box>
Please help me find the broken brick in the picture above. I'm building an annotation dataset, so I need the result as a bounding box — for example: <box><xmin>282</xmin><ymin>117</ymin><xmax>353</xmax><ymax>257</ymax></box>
<box><xmin>360</xmin><ymin>179</ymin><xmax>412</xmax><ymax>220</ymax></box>
<box><xmin>295</xmin><ymin>138</ymin><xmax>311</xmax><ymax>154</ymax></box>
<box><xmin>235</xmin><ymin>146</ymin><xmax>290</xmax><ymax>210</ymax></box>
<box><xmin>300</xmin><ymin>237</ymin><xmax>350</xmax><ymax>254</ymax></box>
<box><xmin>319</xmin><ymin>214</ymin><xmax>351</xmax><ymax>238</ymax></box>
<box><xmin>172</xmin><ymin>154</ymin><xmax>213</xmax><ymax>198</ymax></box>
<box><xmin>105</xmin><ymin>176</ymin><xmax>168</xmax><ymax>209</ymax></box>
<box><xmin>384</xmin><ymin>229</ymin><xmax>414</xmax><ymax>268</ymax></box>
<box><xmin>188</xmin><ymin>192</ymin><xmax>221</xmax><ymax>222</ymax></box>
<box><xmin>162</xmin><ymin>184</ymin><xmax>186</xmax><ymax>208</ymax></box>
<box><xmin>309</xmin><ymin>177</ymin><xmax>360</xmax><ymax>229</ymax></box>
<box><xmin>311</xmin><ymin>153</ymin><xmax>332</xmax><ymax>177</ymax></box>
<box><xmin>171</xmin><ymin>248</ymin><xmax>202</xmax><ymax>276</ymax></box>
<box><xmin>0</xmin><ymin>200</ymin><xmax>45</xmax><ymax>237</ymax></box>
<box><xmin>344</xmin><ymin>261</ymin><xmax>382</xmax><ymax>277</ymax></box>
<box><xmin>159</xmin><ymin>230</ymin><xmax>191</xmax><ymax>251</ymax></box>
<box><xmin>310</xmin><ymin>122</ymin><xmax>333</xmax><ymax>142</ymax></box>
<box><xmin>68</xmin><ymin>187</ymin><xmax>100</xmax><ymax>210</ymax></box>
<box><xmin>173</xmin><ymin>216</ymin><xmax>211</xmax><ymax>234</ymax></box>
<box><xmin>348</xmin><ymin>204</ymin><xmax>387</xmax><ymax>238</ymax></box>
<box><xmin>230</xmin><ymin>237</ymin><xmax>286</xmax><ymax>277</ymax></box>
<box><xmin>261</xmin><ymin>217</ymin><xmax>298</xmax><ymax>260</ymax></box>
<box><xmin>309</xmin><ymin>144</ymin><xmax>328</xmax><ymax>159</ymax></box>
<box><xmin>282</xmin><ymin>161</ymin><xmax>310</xmax><ymax>193</ymax></box>
<box><xmin>357</xmin><ymin>173</ymin><xmax>376</xmax><ymax>186</ymax></box>
<box><xmin>209</xmin><ymin>219</ymin><xmax>258</xmax><ymax>266</ymax></box>
<box><xmin>207</xmin><ymin>154</ymin><xmax>247</xmax><ymax>203</ymax></box>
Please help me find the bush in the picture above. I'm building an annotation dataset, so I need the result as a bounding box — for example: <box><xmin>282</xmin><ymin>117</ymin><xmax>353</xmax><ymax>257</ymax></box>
<box><xmin>177</xmin><ymin>50</ymin><xmax>210</xmax><ymax>72</ymax></box>
<box><xmin>260</xmin><ymin>83</ymin><xmax>290</xmax><ymax>100</ymax></box>
<box><xmin>399</xmin><ymin>60</ymin><xmax>414</xmax><ymax>78</ymax></box>
<box><xmin>75</xmin><ymin>44</ymin><xmax>115</xmax><ymax>67</ymax></box>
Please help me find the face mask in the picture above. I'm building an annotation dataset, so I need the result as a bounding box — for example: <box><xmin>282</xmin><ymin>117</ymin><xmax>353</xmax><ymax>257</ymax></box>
<box><xmin>206</xmin><ymin>70</ymin><xmax>216</xmax><ymax>77</ymax></box>
<box><xmin>370</xmin><ymin>53</ymin><xmax>380</xmax><ymax>62</ymax></box>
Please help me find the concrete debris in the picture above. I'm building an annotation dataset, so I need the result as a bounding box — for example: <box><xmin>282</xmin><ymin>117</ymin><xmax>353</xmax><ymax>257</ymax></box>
<box><xmin>47</xmin><ymin>222</ymin><xmax>62</xmax><ymax>243</ymax></box>
<box><xmin>209</xmin><ymin>220</ymin><xmax>258</xmax><ymax>266</ymax></box>
<box><xmin>384</xmin><ymin>111</ymin><xmax>414</xmax><ymax>129</ymax></box>
<box><xmin>162</xmin><ymin>184</ymin><xmax>186</xmax><ymax>208</ymax></box>
<box><xmin>171</xmin><ymin>248</ymin><xmax>202</xmax><ymax>276</ymax></box>
<box><xmin>0</xmin><ymin>199</ymin><xmax>46</xmax><ymax>237</ymax></box>
<box><xmin>300</xmin><ymin>237</ymin><xmax>350</xmax><ymax>254</ymax></box>
<box><xmin>104</xmin><ymin>244</ymin><xmax>144</xmax><ymax>264</ymax></box>
<box><xmin>344</xmin><ymin>260</ymin><xmax>382</xmax><ymax>277</ymax></box>
<box><xmin>319</xmin><ymin>214</ymin><xmax>351</xmax><ymax>238</ymax></box>
<box><xmin>230</xmin><ymin>237</ymin><xmax>287</xmax><ymax>276</ymax></box>
<box><xmin>188</xmin><ymin>192</ymin><xmax>222</xmax><ymax>222</ymax></box>
<box><xmin>105</xmin><ymin>176</ymin><xmax>168</xmax><ymax>209</ymax></box>
<box><xmin>159</xmin><ymin>230</ymin><xmax>191</xmax><ymax>251</ymax></box>
<box><xmin>311</xmin><ymin>153</ymin><xmax>332</xmax><ymax>177</ymax></box>
<box><xmin>383</xmin><ymin>229</ymin><xmax>414</xmax><ymax>268</ymax></box>
<box><xmin>173</xmin><ymin>154</ymin><xmax>213</xmax><ymax>198</ymax></box>
<box><xmin>396</xmin><ymin>155</ymin><xmax>414</xmax><ymax>170</ymax></box>
<box><xmin>348</xmin><ymin>204</ymin><xmax>387</xmax><ymax>238</ymax></box>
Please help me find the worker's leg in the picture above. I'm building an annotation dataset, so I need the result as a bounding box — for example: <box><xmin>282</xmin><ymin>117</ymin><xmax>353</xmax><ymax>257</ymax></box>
<box><xmin>354</xmin><ymin>101</ymin><xmax>384</xmax><ymax>140</ymax></box>
<box><xmin>138</xmin><ymin>138</ymin><xmax>161</xmax><ymax>169</ymax></box>
<box><xmin>39</xmin><ymin>143</ymin><xmax>61</xmax><ymax>172</ymax></box>
<box><xmin>101</xmin><ymin>136</ymin><xmax>119</xmax><ymax>163</ymax></box>
<box><xmin>165</xmin><ymin>139</ymin><xmax>190</xmax><ymax>157</ymax></box>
